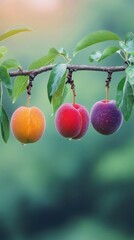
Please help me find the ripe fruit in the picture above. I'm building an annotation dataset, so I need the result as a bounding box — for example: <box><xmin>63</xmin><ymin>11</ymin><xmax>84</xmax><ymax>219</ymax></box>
<box><xmin>90</xmin><ymin>100</ymin><xmax>123</xmax><ymax>135</ymax></box>
<box><xmin>10</xmin><ymin>106</ymin><xmax>46</xmax><ymax>143</ymax></box>
<box><xmin>55</xmin><ymin>103</ymin><xmax>90</xmax><ymax>139</ymax></box>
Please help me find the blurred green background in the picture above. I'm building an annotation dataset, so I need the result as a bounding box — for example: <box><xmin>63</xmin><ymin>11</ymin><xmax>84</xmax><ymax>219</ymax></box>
<box><xmin>1</xmin><ymin>0</ymin><xmax>134</xmax><ymax>239</ymax></box>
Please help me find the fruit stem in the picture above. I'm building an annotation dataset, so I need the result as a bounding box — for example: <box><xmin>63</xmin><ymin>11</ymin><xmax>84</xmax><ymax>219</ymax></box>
<box><xmin>26</xmin><ymin>74</ymin><xmax>34</xmax><ymax>107</ymax></box>
<box><xmin>105</xmin><ymin>85</ymin><xmax>109</xmax><ymax>103</ymax></box>
<box><xmin>26</xmin><ymin>94</ymin><xmax>31</xmax><ymax>107</ymax></box>
<box><xmin>66</xmin><ymin>69</ymin><xmax>76</xmax><ymax>105</ymax></box>
<box><xmin>72</xmin><ymin>88</ymin><xmax>76</xmax><ymax>104</ymax></box>
<box><xmin>105</xmin><ymin>71</ymin><xmax>112</xmax><ymax>103</ymax></box>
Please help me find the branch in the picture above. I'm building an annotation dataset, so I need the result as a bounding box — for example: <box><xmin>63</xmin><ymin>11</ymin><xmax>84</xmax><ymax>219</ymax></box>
<box><xmin>9</xmin><ymin>64</ymin><xmax>126</xmax><ymax>78</ymax></box>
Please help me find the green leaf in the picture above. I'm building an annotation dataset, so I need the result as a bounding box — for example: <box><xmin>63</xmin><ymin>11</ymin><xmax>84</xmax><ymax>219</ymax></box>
<box><xmin>121</xmin><ymin>80</ymin><xmax>134</xmax><ymax>121</ymax></box>
<box><xmin>125</xmin><ymin>32</ymin><xmax>134</xmax><ymax>42</ymax></box>
<box><xmin>58</xmin><ymin>48</ymin><xmax>71</xmax><ymax>62</ymax></box>
<box><xmin>47</xmin><ymin>64</ymin><xmax>67</xmax><ymax>103</ymax></box>
<box><xmin>0</xmin><ymin>106</ymin><xmax>9</xmax><ymax>143</ymax></box>
<box><xmin>29</xmin><ymin>48</ymin><xmax>59</xmax><ymax>70</ymax></box>
<box><xmin>49</xmin><ymin>48</ymin><xmax>71</xmax><ymax>62</ymax></box>
<box><xmin>29</xmin><ymin>47</ymin><xmax>70</xmax><ymax>70</ymax></box>
<box><xmin>89</xmin><ymin>46</ymin><xmax>119</xmax><ymax>62</ymax></box>
<box><xmin>2</xmin><ymin>59</ymin><xmax>21</xmax><ymax>69</ymax></box>
<box><xmin>58</xmin><ymin>48</ymin><xmax>68</xmax><ymax>58</ymax></box>
<box><xmin>128</xmin><ymin>52</ymin><xmax>134</xmax><ymax>64</ymax></box>
<box><xmin>0</xmin><ymin>106</ymin><xmax>2</xmax><ymax>122</ymax></box>
<box><xmin>117</xmin><ymin>64</ymin><xmax>134</xmax><ymax>120</ymax></box>
<box><xmin>73</xmin><ymin>30</ymin><xmax>120</xmax><ymax>56</ymax></box>
<box><xmin>48</xmin><ymin>48</ymin><xmax>59</xmax><ymax>56</ymax></box>
<box><xmin>120</xmin><ymin>40</ymin><xmax>134</xmax><ymax>53</ymax></box>
<box><xmin>125</xmin><ymin>65</ymin><xmax>134</xmax><ymax>84</ymax></box>
<box><xmin>0</xmin><ymin>65</ymin><xmax>12</xmax><ymax>95</ymax></box>
<box><xmin>0</xmin><ymin>27</ymin><xmax>31</xmax><ymax>41</ymax></box>
<box><xmin>119</xmin><ymin>33</ymin><xmax>134</xmax><ymax>53</ymax></box>
<box><xmin>116</xmin><ymin>77</ymin><xmax>126</xmax><ymax>108</ymax></box>
<box><xmin>98</xmin><ymin>46</ymin><xmax>119</xmax><ymax>61</ymax></box>
<box><xmin>125</xmin><ymin>66</ymin><xmax>134</xmax><ymax>95</ymax></box>
<box><xmin>0</xmin><ymin>46</ymin><xmax>7</xmax><ymax>58</ymax></box>
<box><xmin>52</xmin><ymin>70</ymin><xmax>68</xmax><ymax>113</ymax></box>
<box><xmin>13</xmin><ymin>76</ymin><xmax>29</xmax><ymax>103</ymax></box>
<box><xmin>0</xmin><ymin>82</ymin><xmax>2</xmax><ymax>104</ymax></box>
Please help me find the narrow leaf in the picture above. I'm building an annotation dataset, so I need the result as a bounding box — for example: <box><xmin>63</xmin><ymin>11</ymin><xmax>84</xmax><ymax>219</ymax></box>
<box><xmin>29</xmin><ymin>48</ymin><xmax>59</xmax><ymax>70</ymax></box>
<box><xmin>0</xmin><ymin>65</ymin><xmax>12</xmax><ymax>92</ymax></box>
<box><xmin>13</xmin><ymin>76</ymin><xmax>29</xmax><ymax>103</ymax></box>
<box><xmin>121</xmin><ymin>81</ymin><xmax>134</xmax><ymax>121</ymax></box>
<box><xmin>0</xmin><ymin>46</ymin><xmax>7</xmax><ymax>58</ymax></box>
<box><xmin>0</xmin><ymin>27</ymin><xmax>31</xmax><ymax>41</ymax></box>
<box><xmin>74</xmin><ymin>30</ymin><xmax>120</xmax><ymax>56</ymax></box>
<box><xmin>47</xmin><ymin>64</ymin><xmax>67</xmax><ymax>103</ymax></box>
<box><xmin>0</xmin><ymin>106</ymin><xmax>9</xmax><ymax>143</ymax></box>
<box><xmin>29</xmin><ymin>47</ymin><xmax>70</xmax><ymax>70</ymax></box>
<box><xmin>2</xmin><ymin>59</ymin><xmax>21</xmax><ymax>69</ymax></box>
<box><xmin>98</xmin><ymin>46</ymin><xmax>119</xmax><ymax>61</ymax></box>
<box><xmin>89</xmin><ymin>46</ymin><xmax>119</xmax><ymax>62</ymax></box>
<box><xmin>52</xmin><ymin>70</ymin><xmax>68</xmax><ymax>113</ymax></box>
<box><xmin>116</xmin><ymin>77</ymin><xmax>126</xmax><ymax>108</ymax></box>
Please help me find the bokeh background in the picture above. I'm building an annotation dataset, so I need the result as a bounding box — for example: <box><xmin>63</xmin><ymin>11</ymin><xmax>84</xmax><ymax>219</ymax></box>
<box><xmin>0</xmin><ymin>0</ymin><xmax>134</xmax><ymax>239</ymax></box>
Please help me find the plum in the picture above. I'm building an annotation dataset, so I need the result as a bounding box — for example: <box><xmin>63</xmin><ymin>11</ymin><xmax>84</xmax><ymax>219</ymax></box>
<box><xmin>90</xmin><ymin>100</ymin><xmax>123</xmax><ymax>135</ymax></box>
<box><xmin>55</xmin><ymin>103</ymin><xmax>90</xmax><ymax>139</ymax></box>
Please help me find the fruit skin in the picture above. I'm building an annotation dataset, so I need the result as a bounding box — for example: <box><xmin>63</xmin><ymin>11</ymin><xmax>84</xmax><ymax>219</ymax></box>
<box><xmin>10</xmin><ymin>106</ymin><xmax>46</xmax><ymax>143</ymax></box>
<box><xmin>55</xmin><ymin>103</ymin><xmax>90</xmax><ymax>139</ymax></box>
<box><xmin>90</xmin><ymin>100</ymin><xmax>123</xmax><ymax>135</ymax></box>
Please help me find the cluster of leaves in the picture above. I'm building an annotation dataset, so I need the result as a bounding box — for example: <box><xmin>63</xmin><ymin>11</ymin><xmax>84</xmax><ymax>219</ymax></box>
<box><xmin>46</xmin><ymin>31</ymin><xmax>134</xmax><ymax>122</ymax></box>
<box><xmin>0</xmin><ymin>28</ymin><xmax>134</xmax><ymax>143</ymax></box>
<box><xmin>0</xmin><ymin>28</ymin><xmax>69</xmax><ymax>143</ymax></box>
<box><xmin>13</xmin><ymin>47</ymin><xmax>70</xmax><ymax>110</ymax></box>
<box><xmin>74</xmin><ymin>30</ymin><xmax>134</xmax><ymax>121</ymax></box>
<box><xmin>0</xmin><ymin>28</ymin><xmax>71</xmax><ymax>142</ymax></box>
<box><xmin>13</xmin><ymin>31</ymin><xmax>134</xmax><ymax>122</ymax></box>
<box><xmin>116</xmin><ymin>33</ymin><xmax>134</xmax><ymax>120</ymax></box>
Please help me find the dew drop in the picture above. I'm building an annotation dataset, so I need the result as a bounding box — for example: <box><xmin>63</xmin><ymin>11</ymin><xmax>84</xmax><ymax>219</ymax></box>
<box><xmin>51</xmin><ymin>113</ymin><xmax>54</xmax><ymax>117</ymax></box>
<box><xmin>68</xmin><ymin>138</ymin><xmax>72</xmax><ymax>141</ymax></box>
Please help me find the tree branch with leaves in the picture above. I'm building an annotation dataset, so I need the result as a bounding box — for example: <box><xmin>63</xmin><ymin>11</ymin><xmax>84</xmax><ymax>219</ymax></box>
<box><xmin>0</xmin><ymin>28</ymin><xmax>134</xmax><ymax>143</ymax></box>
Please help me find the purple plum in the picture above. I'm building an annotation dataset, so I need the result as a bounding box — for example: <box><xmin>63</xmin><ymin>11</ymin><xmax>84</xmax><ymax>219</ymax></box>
<box><xmin>90</xmin><ymin>100</ymin><xmax>123</xmax><ymax>135</ymax></box>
